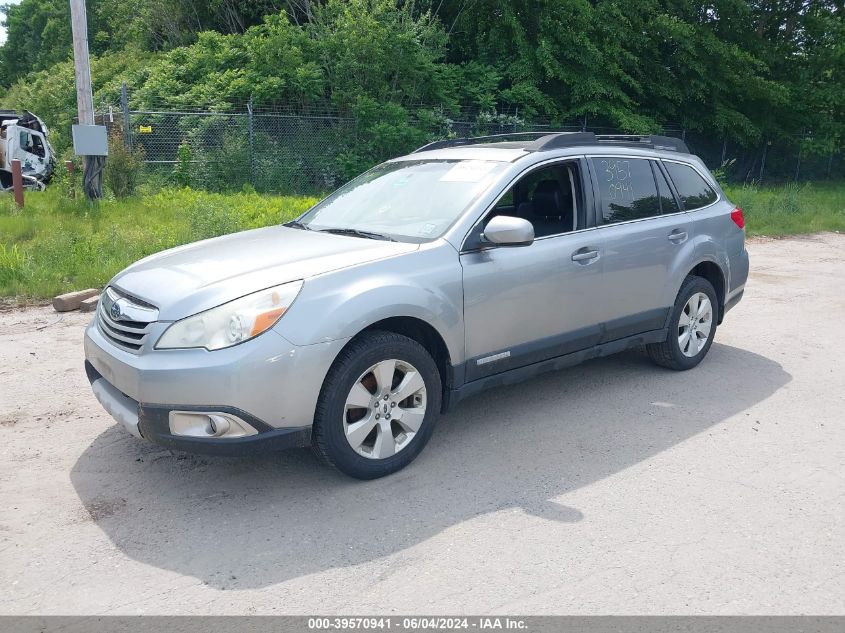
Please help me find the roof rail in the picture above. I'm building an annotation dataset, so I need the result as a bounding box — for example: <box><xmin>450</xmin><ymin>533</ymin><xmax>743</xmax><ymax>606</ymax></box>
<box><xmin>412</xmin><ymin>132</ymin><xmax>556</xmax><ymax>153</ymax></box>
<box><xmin>594</xmin><ymin>134</ymin><xmax>689</xmax><ymax>153</ymax></box>
<box><xmin>529</xmin><ymin>132</ymin><xmax>689</xmax><ymax>153</ymax></box>
<box><xmin>411</xmin><ymin>131</ymin><xmax>690</xmax><ymax>154</ymax></box>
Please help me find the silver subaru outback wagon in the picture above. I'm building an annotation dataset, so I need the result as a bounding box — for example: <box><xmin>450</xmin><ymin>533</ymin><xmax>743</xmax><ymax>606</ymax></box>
<box><xmin>84</xmin><ymin>132</ymin><xmax>749</xmax><ymax>479</ymax></box>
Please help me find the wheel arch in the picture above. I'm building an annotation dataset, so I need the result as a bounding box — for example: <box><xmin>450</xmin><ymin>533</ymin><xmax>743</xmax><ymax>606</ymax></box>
<box><xmin>334</xmin><ymin>316</ymin><xmax>454</xmax><ymax>413</ymax></box>
<box><xmin>686</xmin><ymin>259</ymin><xmax>727</xmax><ymax>324</ymax></box>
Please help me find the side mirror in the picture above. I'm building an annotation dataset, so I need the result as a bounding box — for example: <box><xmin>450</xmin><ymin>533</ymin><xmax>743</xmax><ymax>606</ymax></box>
<box><xmin>482</xmin><ymin>215</ymin><xmax>534</xmax><ymax>247</ymax></box>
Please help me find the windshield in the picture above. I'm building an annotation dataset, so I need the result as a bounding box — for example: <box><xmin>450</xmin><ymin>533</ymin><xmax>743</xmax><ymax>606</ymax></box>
<box><xmin>296</xmin><ymin>159</ymin><xmax>506</xmax><ymax>242</ymax></box>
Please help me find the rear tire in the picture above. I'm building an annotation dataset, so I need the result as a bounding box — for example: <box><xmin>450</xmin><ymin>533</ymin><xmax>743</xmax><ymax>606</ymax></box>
<box><xmin>647</xmin><ymin>276</ymin><xmax>718</xmax><ymax>371</ymax></box>
<box><xmin>312</xmin><ymin>330</ymin><xmax>442</xmax><ymax>479</ymax></box>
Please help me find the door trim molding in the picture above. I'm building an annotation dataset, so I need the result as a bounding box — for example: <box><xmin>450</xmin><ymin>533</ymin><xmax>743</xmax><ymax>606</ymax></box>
<box><xmin>462</xmin><ymin>307</ymin><xmax>670</xmax><ymax>383</ymax></box>
<box><xmin>447</xmin><ymin>326</ymin><xmax>668</xmax><ymax>410</ymax></box>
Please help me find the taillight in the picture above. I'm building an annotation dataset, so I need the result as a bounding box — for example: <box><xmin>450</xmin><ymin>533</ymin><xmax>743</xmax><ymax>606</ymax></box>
<box><xmin>730</xmin><ymin>207</ymin><xmax>745</xmax><ymax>230</ymax></box>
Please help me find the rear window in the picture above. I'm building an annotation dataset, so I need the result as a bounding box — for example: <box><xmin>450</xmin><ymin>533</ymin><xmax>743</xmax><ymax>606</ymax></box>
<box><xmin>664</xmin><ymin>162</ymin><xmax>718</xmax><ymax>210</ymax></box>
<box><xmin>591</xmin><ymin>157</ymin><xmax>661</xmax><ymax>225</ymax></box>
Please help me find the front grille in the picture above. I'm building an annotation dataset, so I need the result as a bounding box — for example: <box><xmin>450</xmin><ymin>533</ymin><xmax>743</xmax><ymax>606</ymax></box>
<box><xmin>96</xmin><ymin>287</ymin><xmax>159</xmax><ymax>354</ymax></box>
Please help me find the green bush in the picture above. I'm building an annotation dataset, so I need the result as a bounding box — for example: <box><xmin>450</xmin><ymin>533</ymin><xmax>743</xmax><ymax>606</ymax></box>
<box><xmin>174</xmin><ymin>142</ymin><xmax>194</xmax><ymax>188</ymax></box>
<box><xmin>104</xmin><ymin>132</ymin><xmax>146</xmax><ymax>198</ymax></box>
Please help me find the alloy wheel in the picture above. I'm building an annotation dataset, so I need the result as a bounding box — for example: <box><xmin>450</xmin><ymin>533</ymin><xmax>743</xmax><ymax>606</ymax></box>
<box><xmin>343</xmin><ymin>359</ymin><xmax>427</xmax><ymax>459</ymax></box>
<box><xmin>678</xmin><ymin>292</ymin><xmax>713</xmax><ymax>357</ymax></box>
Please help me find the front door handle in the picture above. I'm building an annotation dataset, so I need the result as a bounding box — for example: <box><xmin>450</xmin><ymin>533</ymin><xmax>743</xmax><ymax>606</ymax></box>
<box><xmin>668</xmin><ymin>229</ymin><xmax>688</xmax><ymax>243</ymax></box>
<box><xmin>571</xmin><ymin>248</ymin><xmax>599</xmax><ymax>263</ymax></box>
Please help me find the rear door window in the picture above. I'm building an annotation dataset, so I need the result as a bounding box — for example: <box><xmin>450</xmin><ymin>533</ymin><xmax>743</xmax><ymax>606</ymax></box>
<box><xmin>591</xmin><ymin>157</ymin><xmax>661</xmax><ymax>225</ymax></box>
<box><xmin>664</xmin><ymin>162</ymin><xmax>718</xmax><ymax>210</ymax></box>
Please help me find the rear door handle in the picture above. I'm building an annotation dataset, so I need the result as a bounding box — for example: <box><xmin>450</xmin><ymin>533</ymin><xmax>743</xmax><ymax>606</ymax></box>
<box><xmin>668</xmin><ymin>229</ymin><xmax>688</xmax><ymax>243</ymax></box>
<box><xmin>571</xmin><ymin>248</ymin><xmax>599</xmax><ymax>262</ymax></box>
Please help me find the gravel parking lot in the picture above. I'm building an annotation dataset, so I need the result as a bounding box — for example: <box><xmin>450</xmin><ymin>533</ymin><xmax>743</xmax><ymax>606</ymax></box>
<box><xmin>1</xmin><ymin>233</ymin><xmax>843</xmax><ymax>615</ymax></box>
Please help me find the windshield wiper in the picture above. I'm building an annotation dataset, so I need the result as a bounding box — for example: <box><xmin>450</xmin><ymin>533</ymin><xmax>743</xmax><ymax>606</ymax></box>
<box><xmin>284</xmin><ymin>220</ymin><xmax>311</xmax><ymax>230</ymax></box>
<box><xmin>317</xmin><ymin>227</ymin><xmax>396</xmax><ymax>242</ymax></box>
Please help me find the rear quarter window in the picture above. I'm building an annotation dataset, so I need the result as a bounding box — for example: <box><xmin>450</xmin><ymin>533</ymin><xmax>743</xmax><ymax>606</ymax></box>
<box><xmin>664</xmin><ymin>162</ymin><xmax>718</xmax><ymax>210</ymax></box>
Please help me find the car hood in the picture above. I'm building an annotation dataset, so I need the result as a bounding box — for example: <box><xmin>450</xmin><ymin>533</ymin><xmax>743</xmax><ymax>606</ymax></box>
<box><xmin>112</xmin><ymin>225</ymin><xmax>418</xmax><ymax>320</ymax></box>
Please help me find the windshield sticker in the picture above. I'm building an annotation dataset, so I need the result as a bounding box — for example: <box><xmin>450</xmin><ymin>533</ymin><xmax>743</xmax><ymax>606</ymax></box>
<box><xmin>421</xmin><ymin>222</ymin><xmax>438</xmax><ymax>235</ymax></box>
<box><xmin>439</xmin><ymin>160</ymin><xmax>498</xmax><ymax>182</ymax></box>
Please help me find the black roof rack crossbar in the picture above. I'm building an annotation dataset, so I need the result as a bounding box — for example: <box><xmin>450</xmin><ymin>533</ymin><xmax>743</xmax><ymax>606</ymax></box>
<box><xmin>412</xmin><ymin>131</ymin><xmax>689</xmax><ymax>154</ymax></box>
<box><xmin>412</xmin><ymin>132</ymin><xmax>558</xmax><ymax>153</ymax></box>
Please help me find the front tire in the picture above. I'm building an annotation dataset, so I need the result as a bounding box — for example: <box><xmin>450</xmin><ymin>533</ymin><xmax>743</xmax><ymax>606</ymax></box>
<box><xmin>647</xmin><ymin>275</ymin><xmax>718</xmax><ymax>371</ymax></box>
<box><xmin>312</xmin><ymin>331</ymin><xmax>442</xmax><ymax>479</ymax></box>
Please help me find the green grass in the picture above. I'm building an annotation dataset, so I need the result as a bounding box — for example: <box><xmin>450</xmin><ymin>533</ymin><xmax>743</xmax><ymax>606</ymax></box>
<box><xmin>1</xmin><ymin>181</ymin><xmax>843</xmax><ymax>301</ymax></box>
<box><xmin>0</xmin><ymin>188</ymin><xmax>317</xmax><ymax>301</ymax></box>
<box><xmin>723</xmin><ymin>181</ymin><xmax>845</xmax><ymax>237</ymax></box>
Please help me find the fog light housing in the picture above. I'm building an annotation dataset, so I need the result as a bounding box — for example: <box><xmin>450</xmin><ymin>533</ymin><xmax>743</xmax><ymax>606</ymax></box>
<box><xmin>168</xmin><ymin>411</ymin><xmax>258</xmax><ymax>439</ymax></box>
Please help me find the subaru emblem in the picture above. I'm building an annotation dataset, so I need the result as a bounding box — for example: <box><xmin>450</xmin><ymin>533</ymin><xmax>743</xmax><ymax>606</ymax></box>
<box><xmin>110</xmin><ymin>301</ymin><xmax>122</xmax><ymax>320</ymax></box>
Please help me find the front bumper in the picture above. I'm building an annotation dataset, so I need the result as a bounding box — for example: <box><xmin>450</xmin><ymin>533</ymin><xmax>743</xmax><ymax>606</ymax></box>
<box><xmin>84</xmin><ymin>318</ymin><xmax>348</xmax><ymax>454</ymax></box>
<box><xmin>85</xmin><ymin>361</ymin><xmax>311</xmax><ymax>454</ymax></box>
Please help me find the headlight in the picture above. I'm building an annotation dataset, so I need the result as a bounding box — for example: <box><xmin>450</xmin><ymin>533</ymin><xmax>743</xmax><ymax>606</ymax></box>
<box><xmin>156</xmin><ymin>281</ymin><xmax>303</xmax><ymax>351</ymax></box>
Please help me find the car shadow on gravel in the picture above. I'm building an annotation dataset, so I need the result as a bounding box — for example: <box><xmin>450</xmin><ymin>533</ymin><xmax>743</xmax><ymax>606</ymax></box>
<box><xmin>70</xmin><ymin>343</ymin><xmax>789</xmax><ymax>589</ymax></box>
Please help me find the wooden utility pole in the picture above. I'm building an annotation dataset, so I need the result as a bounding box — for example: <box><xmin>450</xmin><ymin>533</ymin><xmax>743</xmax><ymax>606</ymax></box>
<box><xmin>11</xmin><ymin>159</ymin><xmax>24</xmax><ymax>208</ymax></box>
<box><xmin>69</xmin><ymin>0</ymin><xmax>104</xmax><ymax>199</ymax></box>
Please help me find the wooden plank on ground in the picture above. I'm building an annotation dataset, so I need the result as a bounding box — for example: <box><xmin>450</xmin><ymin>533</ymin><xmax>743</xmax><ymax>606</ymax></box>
<box><xmin>79</xmin><ymin>295</ymin><xmax>100</xmax><ymax>312</ymax></box>
<box><xmin>53</xmin><ymin>289</ymin><xmax>99</xmax><ymax>312</ymax></box>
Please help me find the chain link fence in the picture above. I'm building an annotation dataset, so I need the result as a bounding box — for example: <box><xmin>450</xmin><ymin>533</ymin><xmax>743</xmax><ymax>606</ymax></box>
<box><xmin>106</xmin><ymin>89</ymin><xmax>843</xmax><ymax>195</ymax></box>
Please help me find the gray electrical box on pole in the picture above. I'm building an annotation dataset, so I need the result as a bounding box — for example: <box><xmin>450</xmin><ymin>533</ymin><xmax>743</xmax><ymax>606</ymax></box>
<box><xmin>69</xmin><ymin>0</ymin><xmax>107</xmax><ymax>199</ymax></box>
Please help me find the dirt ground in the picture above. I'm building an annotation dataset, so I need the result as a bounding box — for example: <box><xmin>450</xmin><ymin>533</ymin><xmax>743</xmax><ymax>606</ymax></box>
<box><xmin>0</xmin><ymin>233</ymin><xmax>843</xmax><ymax>615</ymax></box>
